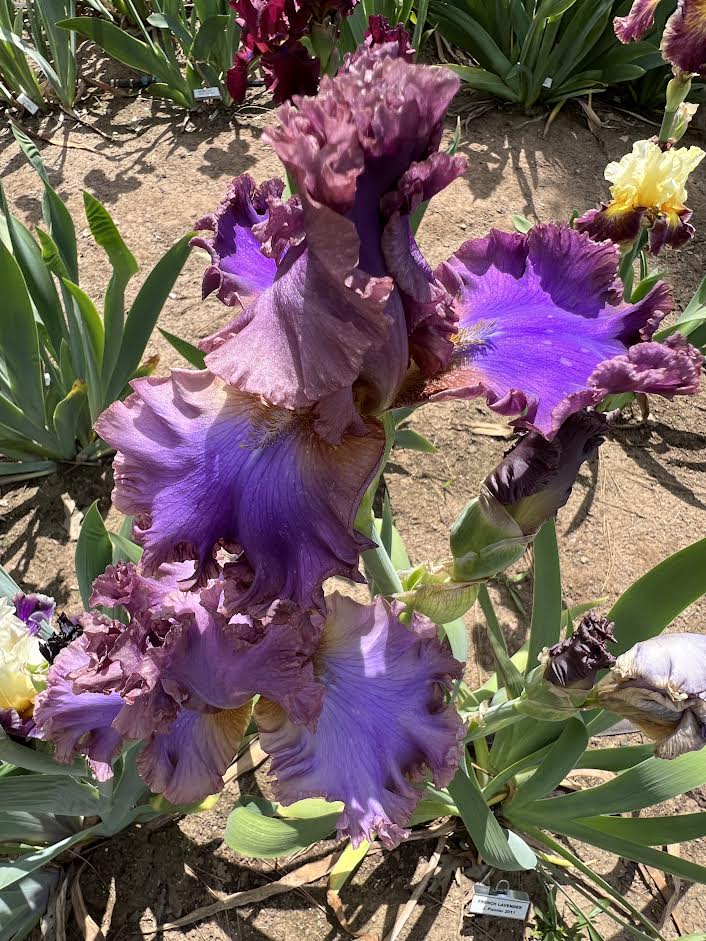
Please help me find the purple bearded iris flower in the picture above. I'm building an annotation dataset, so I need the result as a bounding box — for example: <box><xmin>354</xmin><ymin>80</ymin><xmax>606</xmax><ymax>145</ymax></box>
<box><xmin>426</xmin><ymin>224</ymin><xmax>702</xmax><ymax>437</ymax></box>
<box><xmin>98</xmin><ymin>43</ymin><xmax>466</xmax><ymax>599</ymax></box>
<box><xmin>615</xmin><ymin>0</ymin><xmax>706</xmax><ymax>74</ymax></box>
<box><xmin>34</xmin><ymin>561</ymin><xmax>325</xmax><ymax>803</ymax></box>
<box><xmin>256</xmin><ymin>592</ymin><xmax>463</xmax><ymax>848</ymax></box>
<box><xmin>12</xmin><ymin>591</ymin><xmax>56</xmax><ymax>635</ymax></box>
<box><xmin>34</xmin><ymin>564</ymin><xmax>464</xmax><ymax>822</ymax></box>
<box><xmin>595</xmin><ymin>633</ymin><xmax>706</xmax><ymax>758</ymax></box>
<box><xmin>196</xmin><ymin>42</ymin><xmax>466</xmax><ymax>422</ymax></box>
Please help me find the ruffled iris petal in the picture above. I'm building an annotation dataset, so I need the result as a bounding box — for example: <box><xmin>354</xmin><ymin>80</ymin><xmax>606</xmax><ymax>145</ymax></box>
<box><xmin>663</xmin><ymin>0</ymin><xmax>706</xmax><ymax>72</ymax></box>
<box><xmin>191</xmin><ymin>175</ymin><xmax>280</xmax><ymax>309</ymax></box>
<box><xmin>614</xmin><ymin>0</ymin><xmax>662</xmax><ymax>42</ymax></box>
<box><xmin>203</xmin><ymin>208</ymin><xmax>395</xmax><ymax>423</ymax></box>
<box><xmin>428</xmin><ymin>223</ymin><xmax>693</xmax><ymax>437</ymax></box>
<box><xmin>33</xmin><ymin>639</ymin><xmax>124</xmax><ymax>781</ymax></box>
<box><xmin>96</xmin><ymin>371</ymin><xmax>385</xmax><ymax>608</ymax></box>
<box><xmin>137</xmin><ymin>703</ymin><xmax>252</xmax><ymax>804</ymax></box>
<box><xmin>154</xmin><ymin>591</ymin><xmax>325</xmax><ymax>724</ymax></box>
<box><xmin>257</xmin><ymin>594</ymin><xmax>463</xmax><ymax>848</ymax></box>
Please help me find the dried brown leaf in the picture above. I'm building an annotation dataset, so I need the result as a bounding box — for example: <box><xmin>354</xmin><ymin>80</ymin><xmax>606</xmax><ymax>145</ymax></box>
<box><xmin>154</xmin><ymin>850</ymin><xmax>343</xmax><ymax>932</ymax></box>
<box><xmin>71</xmin><ymin>865</ymin><xmax>106</xmax><ymax>941</ymax></box>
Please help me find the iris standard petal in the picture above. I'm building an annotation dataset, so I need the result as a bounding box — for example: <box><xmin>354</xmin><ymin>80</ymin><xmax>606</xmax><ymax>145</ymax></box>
<box><xmin>192</xmin><ymin>175</ymin><xmax>280</xmax><ymax>308</ymax></box>
<box><xmin>663</xmin><ymin>0</ymin><xmax>706</xmax><ymax>73</ymax></box>
<box><xmin>256</xmin><ymin>593</ymin><xmax>463</xmax><ymax>848</ymax></box>
<box><xmin>96</xmin><ymin>371</ymin><xmax>385</xmax><ymax>607</ymax></box>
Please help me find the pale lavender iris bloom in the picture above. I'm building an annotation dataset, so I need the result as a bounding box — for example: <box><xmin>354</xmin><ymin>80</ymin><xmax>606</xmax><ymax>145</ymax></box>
<box><xmin>596</xmin><ymin>633</ymin><xmax>706</xmax><ymax>758</ymax></box>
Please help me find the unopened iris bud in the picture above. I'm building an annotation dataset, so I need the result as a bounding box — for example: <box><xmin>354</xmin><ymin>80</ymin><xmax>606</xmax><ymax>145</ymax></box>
<box><xmin>514</xmin><ymin>613</ymin><xmax>617</xmax><ymax>720</ymax></box>
<box><xmin>593</xmin><ymin>633</ymin><xmax>706</xmax><ymax>759</ymax></box>
<box><xmin>451</xmin><ymin>412</ymin><xmax>606</xmax><ymax>582</ymax></box>
<box><xmin>672</xmin><ymin>102</ymin><xmax>699</xmax><ymax>142</ymax></box>
<box><xmin>542</xmin><ymin>613</ymin><xmax>617</xmax><ymax>690</ymax></box>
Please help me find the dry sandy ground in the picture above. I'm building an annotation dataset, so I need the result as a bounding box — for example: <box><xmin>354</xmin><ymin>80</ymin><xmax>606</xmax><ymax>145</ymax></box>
<box><xmin>1</xmin><ymin>84</ymin><xmax>706</xmax><ymax>940</ymax></box>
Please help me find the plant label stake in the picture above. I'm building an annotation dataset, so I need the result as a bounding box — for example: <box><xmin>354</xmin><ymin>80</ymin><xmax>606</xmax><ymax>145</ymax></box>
<box><xmin>467</xmin><ymin>881</ymin><xmax>531</xmax><ymax>920</ymax></box>
<box><xmin>193</xmin><ymin>87</ymin><xmax>222</xmax><ymax>101</ymax></box>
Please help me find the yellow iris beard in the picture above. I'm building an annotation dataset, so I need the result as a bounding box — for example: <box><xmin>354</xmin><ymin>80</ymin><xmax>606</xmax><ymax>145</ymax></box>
<box><xmin>605</xmin><ymin>139</ymin><xmax>705</xmax><ymax>217</ymax></box>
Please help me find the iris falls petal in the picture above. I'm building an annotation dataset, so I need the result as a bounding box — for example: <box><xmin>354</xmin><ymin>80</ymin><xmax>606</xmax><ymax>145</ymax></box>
<box><xmin>428</xmin><ymin>223</ymin><xmax>699</xmax><ymax>437</ymax></box>
<box><xmin>257</xmin><ymin>593</ymin><xmax>463</xmax><ymax>848</ymax></box>
<box><xmin>96</xmin><ymin>371</ymin><xmax>385</xmax><ymax>607</ymax></box>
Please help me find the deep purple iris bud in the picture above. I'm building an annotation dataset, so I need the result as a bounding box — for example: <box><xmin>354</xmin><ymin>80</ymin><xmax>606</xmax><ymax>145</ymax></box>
<box><xmin>428</xmin><ymin>224</ymin><xmax>702</xmax><ymax>437</ymax></box>
<box><xmin>542</xmin><ymin>614</ymin><xmax>617</xmax><ymax>691</ymax></box>
<box><xmin>594</xmin><ymin>633</ymin><xmax>706</xmax><ymax>758</ymax></box>
<box><xmin>262</xmin><ymin>40</ymin><xmax>321</xmax><ymax>104</ymax></box>
<box><xmin>226</xmin><ymin>46</ymin><xmax>254</xmax><ymax>104</ymax></box>
<box><xmin>38</xmin><ymin>613</ymin><xmax>83</xmax><ymax>665</ymax></box>
<box><xmin>256</xmin><ymin>593</ymin><xmax>463</xmax><ymax>848</ymax></box>
<box><xmin>12</xmin><ymin>591</ymin><xmax>55</xmax><ymax>636</ymax></box>
<box><xmin>450</xmin><ymin>411</ymin><xmax>606</xmax><ymax>582</ymax></box>
<box><xmin>485</xmin><ymin>411</ymin><xmax>607</xmax><ymax>537</ymax></box>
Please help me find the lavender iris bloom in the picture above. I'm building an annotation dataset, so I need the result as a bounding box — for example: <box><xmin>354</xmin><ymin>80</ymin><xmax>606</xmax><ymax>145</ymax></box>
<box><xmin>34</xmin><ymin>564</ymin><xmax>463</xmax><ymax>836</ymax></box>
<box><xmin>12</xmin><ymin>591</ymin><xmax>56</xmax><ymax>635</ymax></box>
<box><xmin>428</xmin><ymin>225</ymin><xmax>701</xmax><ymax>438</ymax></box>
<box><xmin>595</xmin><ymin>633</ymin><xmax>706</xmax><ymax>758</ymax></box>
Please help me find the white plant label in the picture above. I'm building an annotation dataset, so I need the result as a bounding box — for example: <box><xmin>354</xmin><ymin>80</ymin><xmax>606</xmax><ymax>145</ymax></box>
<box><xmin>17</xmin><ymin>93</ymin><xmax>39</xmax><ymax>114</ymax></box>
<box><xmin>467</xmin><ymin>883</ymin><xmax>531</xmax><ymax>921</ymax></box>
<box><xmin>194</xmin><ymin>87</ymin><xmax>222</xmax><ymax>100</ymax></box>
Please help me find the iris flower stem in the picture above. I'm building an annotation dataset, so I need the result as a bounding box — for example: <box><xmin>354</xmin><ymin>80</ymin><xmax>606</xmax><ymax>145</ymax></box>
<box><xmin>659</xmin><ymin>72</ymin><xmax>693</xmax><ymax>144</ymax></box>
<box><xmin>361</xmin><ymin>520</ymin><xmax>403</xmax><ymax>598</ymax></box>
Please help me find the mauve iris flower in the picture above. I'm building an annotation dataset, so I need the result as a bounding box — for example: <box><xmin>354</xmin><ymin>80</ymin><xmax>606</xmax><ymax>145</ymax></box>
<box><xmin>428</xmin><ymin>224</ymin><xmax>702</xmax><ymax>437</ymax></box>
<box><xmin>615</xmin><ymin>0</ymin><xmax>706</xmax><ymax>74</ymax></box>
<box><xmin>99</xmin><ymin>43</ymin><xmax>465</xmax><ymax>595</ymax></box>
<box><xmin>35</xmin><ymin>564</ymin><xmax>463</xmax><ymax>827</ymax></box>
<box><xmin>595</xmin><ymin>633</ymin><xmax>706</xmax><ymax>758</ymax></box>
<box><xmin>257</xmin><ymin>593</ymin><xmax>463</xmax><ymax>847</ymax></box>
<box><xmin>575</xmin><ymin>140</ymin><xmax>705</xmax><ymax>254</ymax></box>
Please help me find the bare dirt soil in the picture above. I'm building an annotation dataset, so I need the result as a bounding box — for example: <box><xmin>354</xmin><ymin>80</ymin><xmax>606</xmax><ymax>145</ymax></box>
<box><xmin>2</xmin><ymin>85</ymin><xmax>706</xmax><ymax>940</ymax></box>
